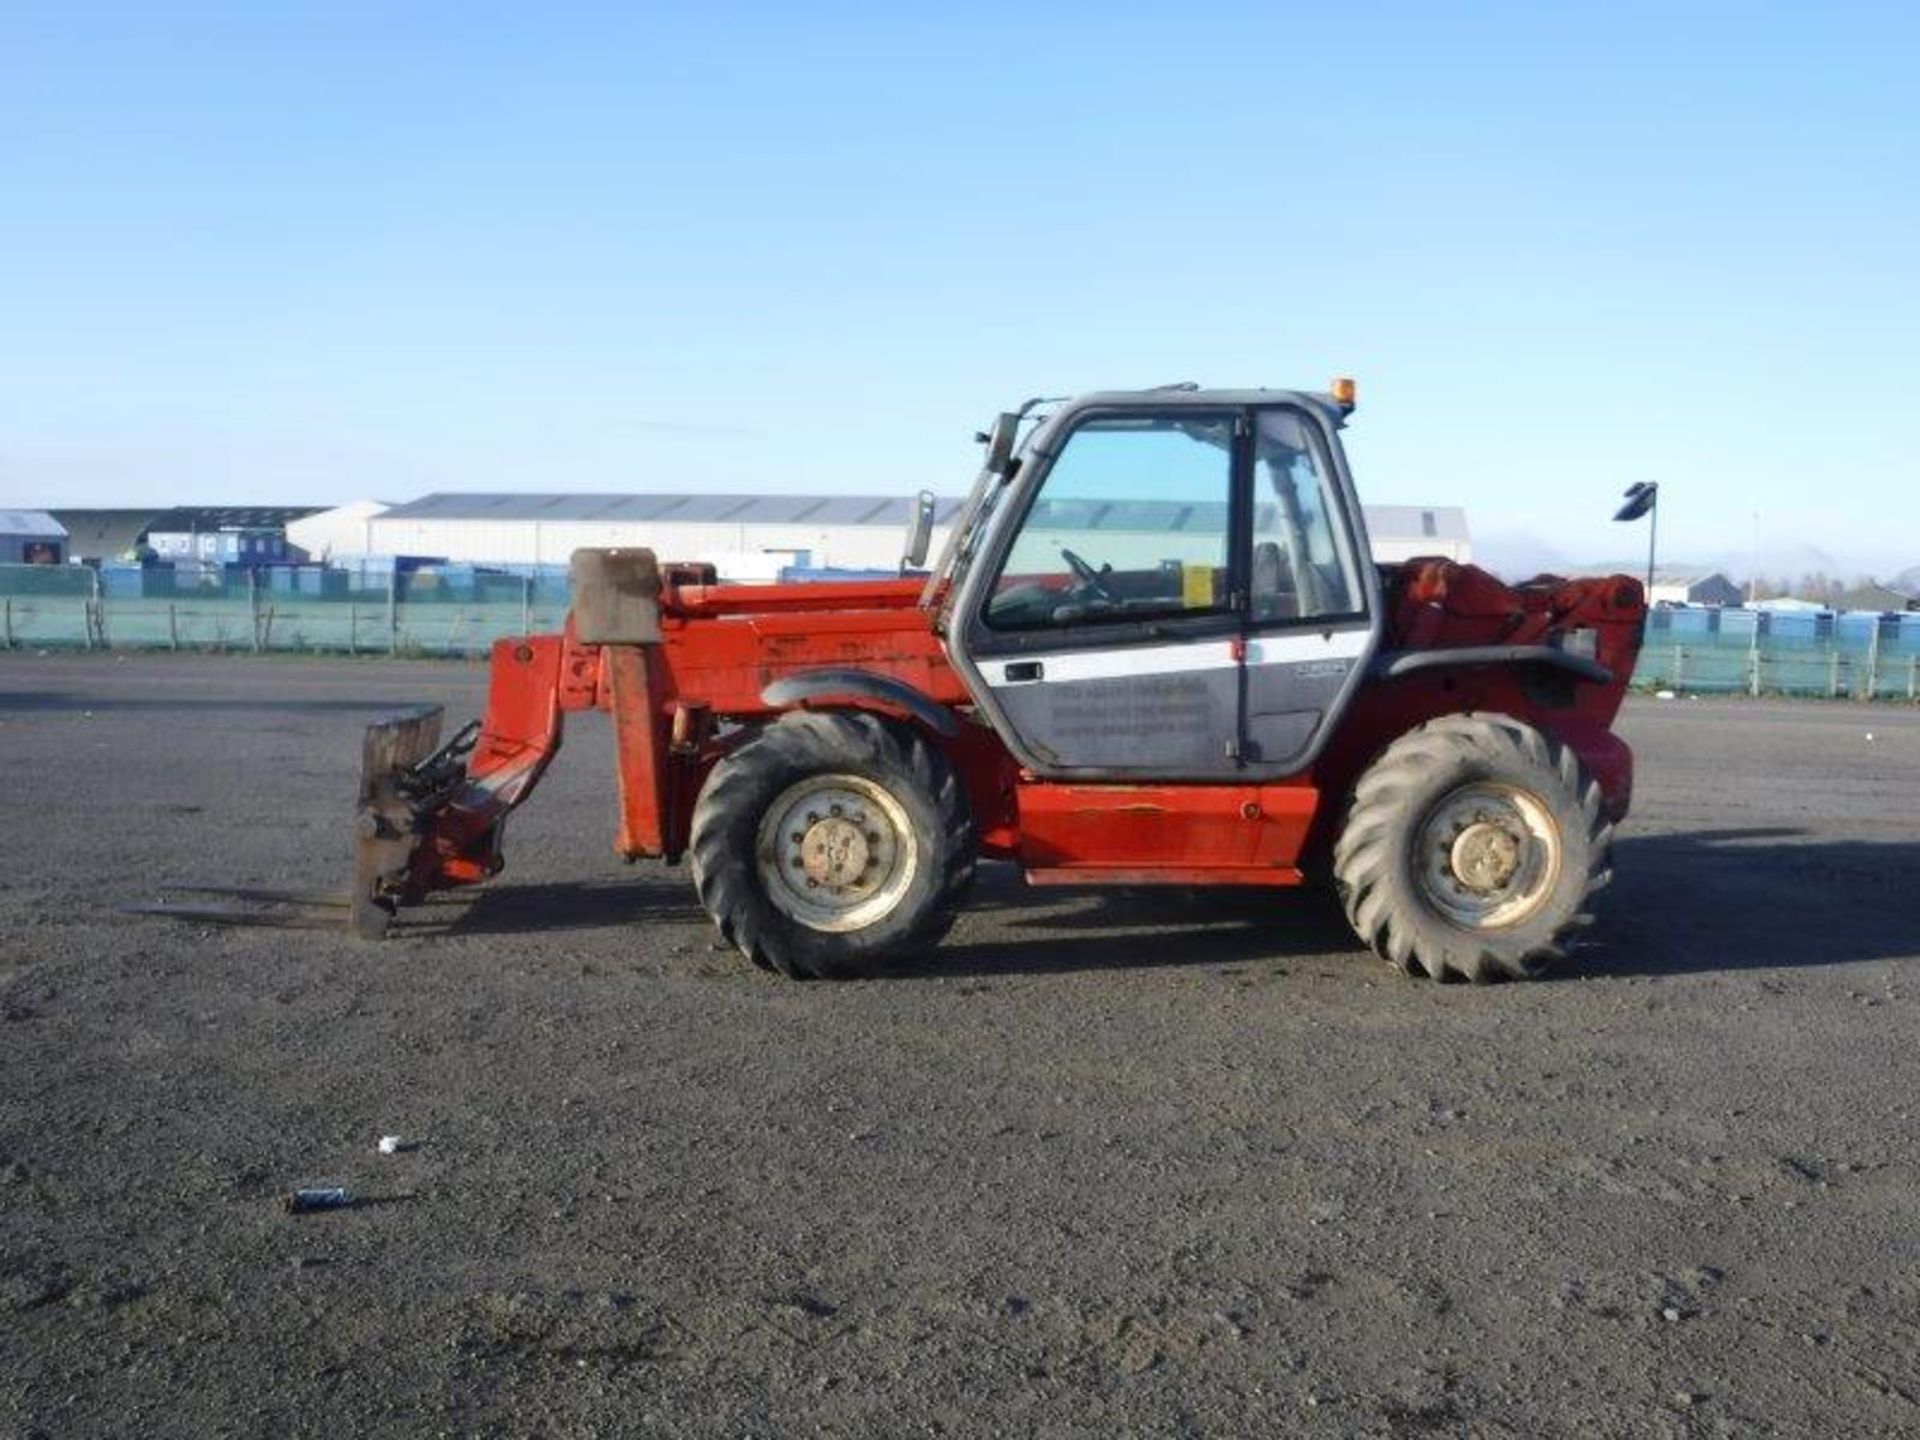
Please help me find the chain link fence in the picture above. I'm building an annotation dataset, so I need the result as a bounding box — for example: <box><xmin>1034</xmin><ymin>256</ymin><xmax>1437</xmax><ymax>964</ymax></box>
<box><xmin>4</xmin><ymin>563</ymin><xmax>1918</xmax><ymax>701</ymax></box>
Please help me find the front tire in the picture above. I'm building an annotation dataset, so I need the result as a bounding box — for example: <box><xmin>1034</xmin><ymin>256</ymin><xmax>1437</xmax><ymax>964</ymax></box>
<box><xmin>689</xmin><ymin>711</ymin><xmax>974</xmax><ymax>979</ymax></box>
<box><xmin>1333</xmin><ymin>714</ymin><xmax>1611</xmax><ymax>982</ymax></box>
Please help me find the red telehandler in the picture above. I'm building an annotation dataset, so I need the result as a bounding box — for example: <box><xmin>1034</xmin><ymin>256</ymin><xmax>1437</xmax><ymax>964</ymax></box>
<box><xmin>351</xmin><ymin>383</ymin><xmax>1645</xmax><ymax>981</ymax></box>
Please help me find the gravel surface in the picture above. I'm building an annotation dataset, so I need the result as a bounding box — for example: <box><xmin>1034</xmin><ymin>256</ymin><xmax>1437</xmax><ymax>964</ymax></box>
<box><xmin>3</xmin><ymin>652</ymin><xmax>1918</xmax><ymax>1437</ymax></box>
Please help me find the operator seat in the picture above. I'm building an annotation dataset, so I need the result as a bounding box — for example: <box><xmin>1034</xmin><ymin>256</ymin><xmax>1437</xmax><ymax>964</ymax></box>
<box><xmin>1252</xmin><ymin>541</ymin><xmax>1298</xmax><ymax>620</ymax></box>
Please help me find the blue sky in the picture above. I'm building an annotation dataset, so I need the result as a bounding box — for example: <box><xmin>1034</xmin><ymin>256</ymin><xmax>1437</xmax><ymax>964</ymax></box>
<box><xmin>3</xmin><ymin>2</ymin><xmax>1916</xmax><ymax>577</ymax></box>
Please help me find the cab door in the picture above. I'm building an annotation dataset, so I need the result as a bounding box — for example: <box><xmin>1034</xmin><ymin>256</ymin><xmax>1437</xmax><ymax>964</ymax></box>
<box><xmin>954</xmin><ymin>407</ymin><xmax>1247</xmax><ymax>779</ymax></box>
<box><xmin>1239</xmin><ymin>405</ymin><xmax>1378</xmax><ymax>774</ymax></box>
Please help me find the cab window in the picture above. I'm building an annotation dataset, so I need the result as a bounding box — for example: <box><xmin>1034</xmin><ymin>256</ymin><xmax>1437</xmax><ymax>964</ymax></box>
<box><xmin>1250</xmin><ymin>410</ymin><xmax>1362</xmax><ymax>622</ymax></box>
<box><xmin>984</xmin><ymin>414</ymin><xmax>1234</xmax><ymax>631</ymax></box>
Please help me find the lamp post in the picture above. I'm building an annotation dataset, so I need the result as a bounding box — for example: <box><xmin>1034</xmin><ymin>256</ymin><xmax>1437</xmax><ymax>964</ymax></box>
<box><xmin>1614</xmin><ymin>482</ymin><xmax>1659</xmax><ymax>600</ymax></box>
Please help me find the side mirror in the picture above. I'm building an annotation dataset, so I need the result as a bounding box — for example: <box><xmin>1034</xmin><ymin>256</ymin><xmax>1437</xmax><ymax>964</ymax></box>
<box><xmin>901</xmin><ymin>489</ymin><xmax>937</xmax><ymax>571</ymax></box>
<box><xmin>978</xmin><ymin>412</ymin><xmax>1020</xmax><ymax>475</ymax></box>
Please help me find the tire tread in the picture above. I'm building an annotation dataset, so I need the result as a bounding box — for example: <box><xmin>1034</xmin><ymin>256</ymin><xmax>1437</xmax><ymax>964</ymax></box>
<box><xmin>689</xmin><ymin>711</ymin><xmax>974</xmax><ymax>979</ymax></box>
<box><xmin>1333</xmin><ymin>713</ymin><xmax>1610</xmax><ymax>983</ymax></box>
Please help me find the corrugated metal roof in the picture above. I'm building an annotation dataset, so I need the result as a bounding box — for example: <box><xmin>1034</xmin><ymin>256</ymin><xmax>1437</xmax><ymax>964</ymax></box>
<box><xmin>1015</xmin><ymin>499</ymin><xmax>1470</xmax><ymax>542</ymax></box>
<box><xmin>48</xmin><ymin>508</ymin><xmax>161</xmax><ymax>559</ymax></box>
<box><xmin>0</xmin><ymin>510</ymin><xmax>68</xmax><ymax>538</ymax></box>
<box><xmin>144</xmin><ymin>505</ymin><xmax>325</xmax><ymax>534</ymax></box>
<box><xmin>372</xmin><ymin>493</ymin><xmax>1461</xmax><ymax>542</ymax></box>
<box><xmin>378</xmin><ymin>492</ymin><xmax>974</xmax><ymax>525</ymax></box>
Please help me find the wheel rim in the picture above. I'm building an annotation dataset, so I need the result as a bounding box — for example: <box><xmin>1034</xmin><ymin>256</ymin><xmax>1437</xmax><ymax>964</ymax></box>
<box><xmin>754</xmin><ymin>773</ymin><xmax>919</xmax><ymax>933</ymax></box>
<box><xmin>1413</xmin><ymin>782</ymin><xmax>1563</xmax><ymax>929</ymax></box>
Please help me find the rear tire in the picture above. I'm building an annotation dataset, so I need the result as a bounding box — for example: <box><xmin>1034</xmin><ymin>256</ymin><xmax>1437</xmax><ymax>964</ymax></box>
<box><xmin>1332</xmin><ymin>713</ymin><xmax>1611</xmax><ymax>982</ymax></box>
<box><xmin>689</xmin><ymin>711</ymin><xmax>975</xmax><ymax>979</ymax></box>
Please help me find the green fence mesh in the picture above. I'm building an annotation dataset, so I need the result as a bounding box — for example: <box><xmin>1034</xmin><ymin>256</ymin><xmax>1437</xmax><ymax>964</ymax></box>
<box><xmin>4</xmin><ymin>565</ymin><xmax>1917</xmax><ymax>701</ymax></box>
<box><xmin>0</xmin><ymin>565</ymin><xmax>569</xmax><ymax>656</ymax></box>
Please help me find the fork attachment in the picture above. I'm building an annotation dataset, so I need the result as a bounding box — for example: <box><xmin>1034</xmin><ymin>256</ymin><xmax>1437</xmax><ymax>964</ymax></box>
<box><xmin>353</xmin><ymin>706</ymin><xmax>449</xmax><ymax>938</ymax></box>
<box><xmin>350</xmin><ymin>631</ymin><xmax>584</xmax><ymax>936</ymax></box>
<box><xmin>351</xmin><ymin>552</ymin><xmax>675</xmax><ymax>938</ymax></box>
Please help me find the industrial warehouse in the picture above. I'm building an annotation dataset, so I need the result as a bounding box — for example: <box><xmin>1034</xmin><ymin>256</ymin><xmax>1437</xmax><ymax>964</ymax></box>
<box><xmin>40</xmin><ymin>494</ymin><xmax>1471</xmax><ymax>578</ymax></box>
<box><xmin>286</xmin><ymin>493</ymin><xmax>1474</xmax><ymax>575</ymax></box>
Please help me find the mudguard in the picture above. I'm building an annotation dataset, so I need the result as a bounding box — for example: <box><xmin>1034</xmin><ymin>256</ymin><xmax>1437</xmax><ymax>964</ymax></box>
<box><xmin>760</xmin><ymin>668</ymin><xmax>963</xmax><ymax>738</ymax></box>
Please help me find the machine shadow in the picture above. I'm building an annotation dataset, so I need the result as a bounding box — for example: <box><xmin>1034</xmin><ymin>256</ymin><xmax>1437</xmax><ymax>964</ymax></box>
<box><xmin>413</xmin><ymin>827</ymin><xmax>1920</xmax><ymax>980</ymax></box>
<box><xmin>420</xmin><ymin>879</ymin><xmax>708</xmax><ymax>938</ymax></box>
<box><xmin>1568</xmin><ymin>827</ymin><xmax>1920</xmax><ymax>978</ymax></box>
<box><xmin>900</xmin><ymin>866</ymin><xmax>1362</xmax><ymax>981</ymax></box>
<box><xmin>899</xmin><ymin>825</ymin><xmax>1920</xmax><ymax>983</ymax></box>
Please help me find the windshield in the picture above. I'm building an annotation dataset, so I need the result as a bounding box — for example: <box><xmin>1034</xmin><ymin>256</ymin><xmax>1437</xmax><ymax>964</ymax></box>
<box><xmin>982</xmin><ymin>413</ymin><xmax>1236</xmax><ymax>632</ymax></box>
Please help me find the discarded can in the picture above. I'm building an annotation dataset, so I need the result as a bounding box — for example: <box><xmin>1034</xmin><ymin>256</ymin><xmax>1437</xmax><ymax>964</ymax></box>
<box><xmin>283</xmin><ymin>1187</ymin><xmax>354</xmax><ymax>1213</ymax></box>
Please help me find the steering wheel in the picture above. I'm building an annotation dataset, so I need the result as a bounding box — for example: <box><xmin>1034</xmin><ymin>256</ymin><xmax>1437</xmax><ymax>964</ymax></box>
<box><xmin>1059</xmin><ymin>546</ymin><xmax>1117</xmax><ymax>602</ymax></box>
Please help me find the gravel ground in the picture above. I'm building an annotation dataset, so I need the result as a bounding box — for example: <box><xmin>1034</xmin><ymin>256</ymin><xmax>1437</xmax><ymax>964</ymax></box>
<box><xmin>2</xmin><ymin>652</ymin><xmax>1918</xmax><ymax>1437</ymax></box>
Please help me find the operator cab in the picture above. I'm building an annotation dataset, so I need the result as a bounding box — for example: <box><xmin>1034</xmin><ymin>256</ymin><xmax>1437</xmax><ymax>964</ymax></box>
<box><xmin>938</xmin><ymin>386</ymin><xmax>1381</xmax><ymax>781</ymax></box>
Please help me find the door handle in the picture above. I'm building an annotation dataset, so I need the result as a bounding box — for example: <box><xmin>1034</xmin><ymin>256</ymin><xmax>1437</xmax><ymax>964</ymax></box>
<box><xmin>1003</xmin><ymin>661</ymin><xmax>1044</xmax><ymax>683</ymax></box>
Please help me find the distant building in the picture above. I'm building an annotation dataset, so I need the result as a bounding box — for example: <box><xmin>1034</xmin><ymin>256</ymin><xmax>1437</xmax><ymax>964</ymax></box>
<box><xmin>0</xmin><ymin>510</ymin><xmax>68</xmax><ymax>565</ymax></box>
<box><xmin>285</xmin><ymin>500</ymin><xmax>394</xmax><ymax>563</ymax></box>
<box><xmin>1361</xmin><ymin>505</ymin><xmax>1473</xmax><ymax>565</ymax></box>
<box><xmin>143</xmin><ymin>506</ymin><xmax>324</xmax><ymax>566</ymax></box>
<box><xmin>1838</xmin><ymin>581</ymin><xmax>1920</xmax><ymax>614</ymax></box>
<box><xmin>358</xmin><ymin>492</ymin><xmax>961</xmax><ymax>573</ymax></box>
<box><xmin>1649</xmin><ymin>569</ymin><xmax>1743</xmax><ymax>607</ymax></box>
<box><xmin>47</xmin><ymin>508</ymin><xmax>167</xmax><ymax>563</ymax></box>
<box><xmin>301</xmin><ymin>491</ymin><xmax>1472</xmax><ymax>575</ymax></box>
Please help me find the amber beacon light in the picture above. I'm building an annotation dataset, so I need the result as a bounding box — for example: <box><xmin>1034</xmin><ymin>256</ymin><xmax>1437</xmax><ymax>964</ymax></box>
<box><xmin>1330</xmin><ymin>376</ymin><xmax>1358</xmax><ymax>411</ymax></box>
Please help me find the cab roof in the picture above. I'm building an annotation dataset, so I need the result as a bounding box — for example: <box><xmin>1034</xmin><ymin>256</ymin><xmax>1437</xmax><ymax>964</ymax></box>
<box><xmin>1045</xmin><ymin>386</ymin><xmax>1350</xmax><ymax>427</ymax></box>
